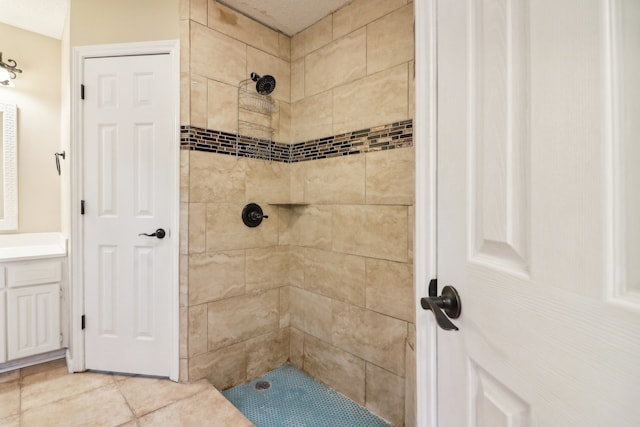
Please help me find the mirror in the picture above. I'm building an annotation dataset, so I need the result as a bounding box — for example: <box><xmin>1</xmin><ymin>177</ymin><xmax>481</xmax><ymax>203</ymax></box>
<box><xmin>0</xmin><ymin>102</ymin><xmax>17</xmax><ymax>230</ymax></box>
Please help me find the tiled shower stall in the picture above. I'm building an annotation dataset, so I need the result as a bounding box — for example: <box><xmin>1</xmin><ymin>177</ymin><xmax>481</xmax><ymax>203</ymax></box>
<box><xmin>179</xmin><ymin>1</ymin><xmax>416</xmax><ymax>425</ymax></box>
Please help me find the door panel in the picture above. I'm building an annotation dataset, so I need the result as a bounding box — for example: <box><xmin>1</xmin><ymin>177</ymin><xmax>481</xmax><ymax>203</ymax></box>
<box><xmin>97</xmin><ymin>245</ymin><xmax>117</xmax><ymax>336</ymax></box>
<box><xmin>97</xmin><ymin>124</ymin><xmax>118</xmax><ymax>216</ymax></box>
<box><xmin>132</xmin><ymin>245</ymin><xmax>155</xmax><ymax>338</ymax></box>
<box><xmin>134</xmin><ymin>124</ymin><xmax>155</xmax><ymax>216</ymax></box>
<box><xmin>83</xmin><ymin>54</ymin><xmax>174</xmax><ymax>376</ymax></box>
<box><xmin>470</xmin><ymin>362</ymin><xmax>529</xmax><ymax>427</ymax></box>
<box><xmin>468</xmin><ymin>0</ymin><xmax>530</xmax><ymax>275</ymax></box>
<box><xmin>435</xmin><ymin>0</ymin><xmax>640</xmax><ymax>425</ymax></box>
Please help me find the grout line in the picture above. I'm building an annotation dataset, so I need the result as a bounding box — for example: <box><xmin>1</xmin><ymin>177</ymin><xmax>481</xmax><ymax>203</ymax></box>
<box><xmin>18</xmin><ymin>366</ymin><xmax>24</xmax><ymax>426</ymax></box>
<box><xmin>111</xmin><ymin>374</ymin><xmax>138</xmax><ymax>424</ymax></box>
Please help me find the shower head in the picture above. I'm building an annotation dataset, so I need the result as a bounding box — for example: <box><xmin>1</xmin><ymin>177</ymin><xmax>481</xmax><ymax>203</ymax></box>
<box><xmin>250</xmin><ymin>72</ymin><xmax>276</xmax><ymax>95</ymax></box>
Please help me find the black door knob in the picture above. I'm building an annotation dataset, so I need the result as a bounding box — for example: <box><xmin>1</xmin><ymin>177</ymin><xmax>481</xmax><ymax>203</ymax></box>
<box><xmin>138</xmin><ymin>228</ymin><xmax>166</xmax><ymax>239</ymax></box>
<box><xmin>420</xmin><ymin>285</ymin><xmax>461</xmax><ymax>331</ymax></box>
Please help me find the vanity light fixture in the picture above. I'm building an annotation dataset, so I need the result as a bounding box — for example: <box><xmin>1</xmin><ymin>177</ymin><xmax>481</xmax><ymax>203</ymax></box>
<box><xmin>0</xmin><ymin>53</ymin><xmax>22</xmax><ymax>87</ymax></box>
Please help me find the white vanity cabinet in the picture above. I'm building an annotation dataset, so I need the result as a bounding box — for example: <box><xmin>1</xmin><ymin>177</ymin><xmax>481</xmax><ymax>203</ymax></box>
<box><xmin>0</xmin><ymin>233</ymin><xmax>66</xmax><ymax>364</ymax></box>
<box><xmin>0</xmin><ymin>267</ymin><xmax>6</xmax><ymax>363</ymax></box>
<box><xmin>5</xmin><ymin>260</ymin><xmax>62</xmax><ymax>360</ymax></box>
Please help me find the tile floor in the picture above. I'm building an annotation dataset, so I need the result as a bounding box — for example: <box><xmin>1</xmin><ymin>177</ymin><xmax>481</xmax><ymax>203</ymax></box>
<box><xmin>0</xmin><ymin>359</ymin><xmax>254</xmax><ymax>427</ymax></box>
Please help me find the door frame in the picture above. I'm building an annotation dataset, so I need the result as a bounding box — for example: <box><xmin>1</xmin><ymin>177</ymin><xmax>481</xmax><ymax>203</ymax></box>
<box><xmin>68</xmin><ymin>40</ymin><xmax>180</xmax><ymax>381</ymax></box>
<box><xmin>414</xmin><ymin>0</ymin><xmax>438</xmax><ymax>426</ymax></box>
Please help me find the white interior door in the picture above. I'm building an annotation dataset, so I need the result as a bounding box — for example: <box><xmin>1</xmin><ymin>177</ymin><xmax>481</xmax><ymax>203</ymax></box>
<box><xmin>83</xmin><ymin>54</ymin><xmax>175</xmax><ymax>376</ymax></box>
<box><xmin>431</xmin><ymin>0</ymin><xmax>640</xmax><ymax>425</ymax></box>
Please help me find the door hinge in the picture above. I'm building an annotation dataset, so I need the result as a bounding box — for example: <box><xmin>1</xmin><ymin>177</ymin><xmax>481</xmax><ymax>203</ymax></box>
<box><xmin>81</xmin><ymin>84</ymin><xmax>85</xmax><ymax>100</ymax></box>
<box><xmin>81</xmin><ymin>200</ymin><xmax>85</xmax><ymax>215</ymax></box>
<box><xmin>81</xmin><ymin>315</ymin><xmax>86</xmax><ymax>330</ymax></box>
<box><xmin>60</xmin><ymin>333</ymin><xmax>64</xmax><ymax>345</ymax></box>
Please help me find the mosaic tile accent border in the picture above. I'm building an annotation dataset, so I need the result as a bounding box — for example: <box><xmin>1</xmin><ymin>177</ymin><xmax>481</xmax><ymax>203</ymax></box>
<box><xmin>180</xmin><ymin>119</ymin><xmax>413</xmax><ymax>163</ymax></box>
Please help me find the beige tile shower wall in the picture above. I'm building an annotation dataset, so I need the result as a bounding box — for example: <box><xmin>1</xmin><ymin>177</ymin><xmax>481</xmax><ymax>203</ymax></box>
<box><xmin>180</xmin><ymin>147</ymin><xmax>416</xmax><ymax>425</ymax></box>
<box><xmin>180</xmin><ymin>1</ymin><xmax>416</xmax><ymax>424</ymax></box>
<box><xmin>283</xmin><ymin>147</ymin><xmax>415</xmax><ymax>426</ymax></box>
<box><xmin>181</xmin><ymin>151</ymin><xmax>291</xmax><ymax>390</ymax></box>
<box><xmin>182</xmin><ymin>0</ymin><xmax>292</xmax><ymax>138</ymax></box>
<box><xmin>291</xmin><ymin>0</ymin><xmax>414</xmax><ymax>143</ymax></box>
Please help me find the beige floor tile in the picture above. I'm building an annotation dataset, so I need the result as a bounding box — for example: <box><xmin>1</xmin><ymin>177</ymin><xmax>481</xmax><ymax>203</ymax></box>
<box><xmin>138</xmin><ymin>388</ymin><xmax>254</xmax><ymax>427</ymax></box>
<box><xmin>112</xmin><ymin>372</ymin><xmax>138</xmax><ymax>383</ymax></box>
<box><xmin>118</xmin><ymin>376</ymin><xmax>211</xmax><ymax>417</ymax></box>
<box><xmin>21</xmin><ymin>384</ymin><xmax>134</xmax><ymax>427</ymax></box>
<box><xmin>21</xmin><ymin>371</ymin><xmax>115</xmax><ymax>411</ymax></box>
<box><xmin>20</xmin><ymin>364</ymin><xmax>69</xmax><ymax>387</ymax></box>
<box><xmin>0</xmin><ymin>415</ymin><xmax>19</xmax><ymax>427</ymax></box>
<box><xmin>20</xmin><ymin>359</ymin><xmax>67</xmax><ymax>379</ymax></box>
<box><xmin>0</xmin><ymin>381</ymin><xmax>20</xmax><ymax>419</ymax></box>
<box><xmin>8</xmin><ymin>359</ymin><xmax>256</xmax><ymax>427</ymax></box>
<box><xmin>0</xmin><ymin>371</ymin><xmax>19</xmax><ymax>384</ymax></box>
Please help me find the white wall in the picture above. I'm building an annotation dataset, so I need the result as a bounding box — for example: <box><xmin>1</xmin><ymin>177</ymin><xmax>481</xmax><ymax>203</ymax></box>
<box><xmin>0</xmin><ymin>23</ymin><xmax>62</xmax><ymax>233</ymax></box>
<box><xmin>70</xmin><ymin>0</ymin><xmax>180</xmax><ymax>46</ymax></box>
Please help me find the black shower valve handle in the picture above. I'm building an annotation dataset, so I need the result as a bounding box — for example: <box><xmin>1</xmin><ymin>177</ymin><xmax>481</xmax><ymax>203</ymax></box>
<box><xmin>250</xmin><ymin>211</ymin><xmax>268</xmax><ymax>221</ymax></box>
<box><xmin>242</xmin><ymin>203</ymin><xmax>268</xmax><ymax>227</ymax></box>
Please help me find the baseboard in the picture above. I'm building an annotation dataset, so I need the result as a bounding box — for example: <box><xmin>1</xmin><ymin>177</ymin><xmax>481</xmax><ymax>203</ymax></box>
<box><xmin>0</xmin><ymin>348</ymin><xmax>67</xmax><ymax>373</ymax></box>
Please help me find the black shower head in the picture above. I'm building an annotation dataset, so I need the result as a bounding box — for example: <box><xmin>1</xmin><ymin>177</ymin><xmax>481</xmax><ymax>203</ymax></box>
<box><xmin>250</xmin><ymin>72</ymin><xmax>276</xmax><ymax>95</ymax></box>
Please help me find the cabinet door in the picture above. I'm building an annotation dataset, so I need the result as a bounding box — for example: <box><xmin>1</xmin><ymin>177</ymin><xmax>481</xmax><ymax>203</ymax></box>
<box><xmin>7</xmin><ymin>284</ymin><xmax>61</xmax><ymax>360</ymax></box>
<box><xmin>0</xmin><ymin>291</ymin><xmax>5</xmax><ymax>363</ymax></box>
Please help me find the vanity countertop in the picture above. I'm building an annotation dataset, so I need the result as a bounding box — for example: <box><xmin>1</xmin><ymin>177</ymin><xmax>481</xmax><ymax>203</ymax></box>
<box><xmin>0</xmin><ymin>232</ymin><xmax>67</xmax><ymax>262</ymax></box>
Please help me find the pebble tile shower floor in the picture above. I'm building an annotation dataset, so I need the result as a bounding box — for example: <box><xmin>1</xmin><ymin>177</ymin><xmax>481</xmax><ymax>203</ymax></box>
<box><xmin>223</xmin><ymin>364</ymin><xmax>394</xmax><ymax>427</ymax></box>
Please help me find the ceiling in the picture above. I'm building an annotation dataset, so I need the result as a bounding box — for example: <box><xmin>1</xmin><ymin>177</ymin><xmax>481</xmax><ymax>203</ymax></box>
<box><xmin>0</xmin><ymin>0</ymin><xmax>351</xmax><ymax>40</ymax></box>
<box><xmin>0</xmin><ymin>0</ymin><xmax>68</xmax><ymax>39</ymax></box>
<box><xmin>219</xmin><ymin>0</ymin><xmax>352</xmax><ymax>36</ymax></box>
<box><xmin>0</xmin><ymin>0</ymin><xmax>352</xmax><ymax>39</ymax></box>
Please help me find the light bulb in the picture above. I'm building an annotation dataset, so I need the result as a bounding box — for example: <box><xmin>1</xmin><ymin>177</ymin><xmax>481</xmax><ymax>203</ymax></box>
<box><xmin>0</xmin><ymin>67</ymin><xmax>13</xmax><ymax>87</ymax></box>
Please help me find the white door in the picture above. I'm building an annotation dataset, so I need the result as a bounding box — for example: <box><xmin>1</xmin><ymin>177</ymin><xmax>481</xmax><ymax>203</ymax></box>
<box><xmin>428</xmin><ymin>0</ymin><xmax>640</xmax><ymax>425</ymax></box>
<box><xmin>83</xmin><ymin>54</ymin><xmax>175</xmax><ymax>376</ymax></box>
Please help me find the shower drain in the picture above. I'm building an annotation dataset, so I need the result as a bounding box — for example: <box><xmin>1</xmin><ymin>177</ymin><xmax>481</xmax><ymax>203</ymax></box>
<box><xmin>254</xmin><ymin>380</ymin><xmax>271</xmax><ymax>391</ymax></box>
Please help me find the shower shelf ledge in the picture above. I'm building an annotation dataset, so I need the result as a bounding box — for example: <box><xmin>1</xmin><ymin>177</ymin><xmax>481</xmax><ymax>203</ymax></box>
<box><xmin>268</xmin><ymin>202</ymin><xmax>308</xmax><ymax>206</ymax></box>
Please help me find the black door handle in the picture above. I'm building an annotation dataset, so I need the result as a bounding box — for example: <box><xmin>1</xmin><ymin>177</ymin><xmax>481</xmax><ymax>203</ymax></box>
<box><xmin>420</xmin><ymin>285</ymin><xmax>461</xmax><ymax>331</ymax></box>
<box><xmin>138</xmin><ymin>228</ymin><xmax>166</xmax><ymax>239</ymax></box>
